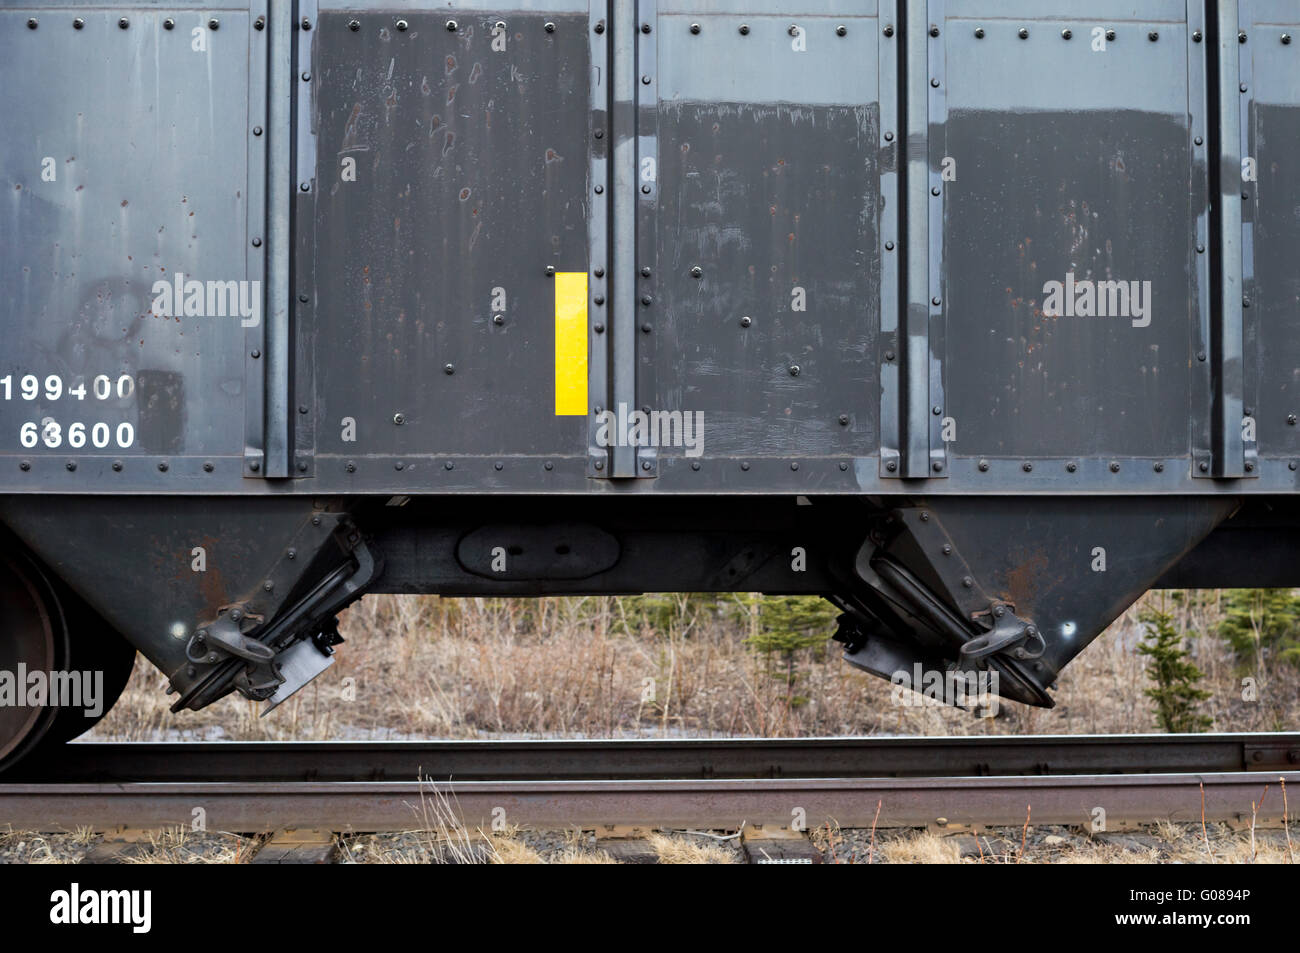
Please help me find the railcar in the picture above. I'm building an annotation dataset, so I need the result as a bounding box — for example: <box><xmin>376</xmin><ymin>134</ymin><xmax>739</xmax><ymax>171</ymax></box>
<box><xmin>2</xmin><ymin>1</ymin><xmax>1298</xmax><ymax>768</ymax></box>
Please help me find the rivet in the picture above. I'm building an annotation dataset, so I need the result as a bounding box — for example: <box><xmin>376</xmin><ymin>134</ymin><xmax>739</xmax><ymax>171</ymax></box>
<box><xmin>641</xmin><ymin>184</ymin><xmax>652</xmax><ymax>194</ymax></box>
<box><xmin>931</xmin><ymin>296</ymin><xmax>941</xmax><ymax>306</ymax></box>
<box><xmin>264</xmin><ymin>581</ymin><xmax>274</xmax><ymax>592</ymax></box>
<box><xmin>884</xmin><ymin>350</ymin><xmax>896</xmax><ymax>361</ymax></box>
<box><xmin>302</xmin><ymin>71</ymin><xmax>311</xmax><ymax>82</ymax></box>
<box><xmin>942</xmin><ymin>544</ymin><xmax>953</xmax><ymax>555</ymax></box>
<box><xmin>1292</xmin><ymin>461</ymin><xmax>1299</xmax><ymax>471</ymax></box>
<box><xmin>1289</xmin><ymin>414</ymin><xmax>1297</xmax><ymax>426</ymax></box>
<box><xmin>691</xmin><ymin>266</ymin><xmax>703</xmax><ymax>278</ymax></box>
<box><xmin>641</xmin><ymin>323</ymin><xmax>652</xmax><ymax>333</ymax></box>
<box><xmin>1019</xmin><ymin>28</ymin><xmax>1029</xmax><ymax>39</ymax></box>
<box><xmin>594</xmin><ymin>295</ymin><xmax>605</xmax><ymax>305</ymax></box>
<box><xmin>789</xmin><ymin>365</ymin><xmax>800</xmax><ymax>377</ymax></box>
<box><xmin>932</xmin><ymin>461</ymin><xmax>944</xmax><ymax>472</ymax></box>
<box><xmin>1022</xmin><ymin>462</ymin><xmax>1033</xmax><ymax>472</ymax></box>
<box><xmin>1197</xmin><ymin>244</ymin><xmax>1205</xmax><ymax>253</ymax></box>
<box><xmin>789</xmin><ymin>25</ymin><xmax>800</xmax><ymax>37</ymax></box>
<box><xmin>1199</xmin><ymin>461</ymin><xmax>1209</xmax><ymax>472</ymax></box>
<box><xmin>74</xmin><ymin>18</ymin><xmax>84</xmax><ymax>30</ymax></box>
<box><xmin>493</xmin><ymin>314</ymin><xmax>505</xmax><ymax>325</ymax></box>
<box><xmin>1284</xmin><ymin>34</ymin><xmax>1292</xmax><ymax>45</ymax></box>
<box><xmin>115</xmin><ymin>461</ymin><xmax>126</xmax><ymax>471</ymax></box>
<box><xmin>962</xmin><ymin>576</ymin><xmax>974</xmax><ymax>588</ymax></box>
<box><xmin>495</xmin><ymin>461</ymin><xmax>504</xmax><ymax>471</ymax></box>
<box><xmin>396</xmin><ymin>19</ymin><xmax>408</xmax><ymax>32</ymax></box>
<box><xmin>1243</xmin><ymin>297</ymin><xmax>1251</xmax><ymax>308</ymax></box>
<box><xmin>839</xmin><ymin>414</ymin><xmax>849</xmax><ymax>426</ymax></box>
<box><xmin>1106</xmin><ymin>29</ymin><xmax>1115</xmax><ymax>41</ymax></box>
<box><xmin>253</xmin><ymin>126</ymin><xmax>263</xmax><ymax>136</ymax></box>
<box><xmin>836</xmin><ymin>26</ymin><xmax>847</xmax><ymax>37</ymax></box>
<box><xmin>158</xmin><ymin>461</ymin><xmax>169</xmax><ymax>472</ymax></box>
<box><xmin>301</xmin><ymin>17</ymin><xmax>311</xmax><ymax>31</ymax></box>
<box><xmin>393</xmin><ymin>413</ymin><xmax>405</xmax><ymax>425</ymax></box>
<box><xmin>545</xmin><ymin>22</ymin><xmax>556</xmax><ymax>33</ymax></box>
<box><xmin>929</xmin><ymin>25</ymin><xmax>939</xmax><ymax>37</ymax></box>
<box><xmin>1110</xmin><ymin>461</ymin><xmax>1121</xmax><ymax>472</ymax></box>
<box><xmin>690</xmin><ymin>23</ymin><xmax>700</xmax><ymax>34</ymax></box>
<box><xmin>349</xmin><ymin>19</ymin><xmax>360</xmax><ymax>32</ymax></box>
<box><xmin>444</xmin><ymin>363</ymin><xmax>455</xmax><ymax>374</ymax></box>
<box><xmin>641</xmin><ymin>23</ymin><xmax>651</xmax><ymax>34</ymax></box>
<box><xmin>251</xmin><ymin>348</ymin><xmax>261</xmax><ymax>359</ymax></box>
<box><xmin>545</xmin><ymin>461</ymin><xmax>554</xmax><ymax>471</ymax></box>
<box><xmin>446</xmin><ymin>20</ymin><xmax>457</xmax><ymax>32</ymax></box>
<box><xmin>1193</xmin><ymin>30</ymin><xmax>1202</xmax><ymax>42</ymax></box>
<box><xmin>251</xmin><ymin>237</ymin><xmax>263</xmax><ymax>248</ymax></box>
<box><xmin>1198</xmin><ymin>351</ymin><xmax>1207</xmax><ymax>361</ymax></box>
<box><xmin>594</xmin><ymin>185</ymin><xmax>604</xmax><ymax>194</ymax></box>
<box><xmin>932</xmin><ymin>406</ymin><xmax>942</xmax><ymax>415</ymax></box>
<box><xmin>301</xmin><ymin>182</ymin><xmax>311</xmax><ymax>192</ymax></box>
<box><xmin>839</xmin><ymin>462</ymin><xmax>849</xmax><ymax>471</ymax></box>
<box><xmin>1148</xmin><ymin>31</ymin><xmax>1158</xmax><ymax>42</ymax></box>
<box><xmin>692</xmin><ymin>461</ymin><xmax>702</xmax><ymax>471</ymax></box>
<box><xmin>595</xmin><ymin>459</ymin><xmax>605</xmax><ymax>470</ymax></box>
<box><xmin>740</xmin><ymin>316</ymin><xmax>752</xmax><ymax>328</ymax></box>
<box><xmin>642</xmin><ymin>75</ymin><xmax>651</xmax><ymax>84</ymax></box>
<box><xmin>931</xmin><ymin>78</ymin><xmax>940</xmax><ymax>88</ymax></box>
<box><xmin>641</xmin><ymin>460</ymin><xmax>652</xmax><ymax>472</ymax></box>
<box><xmin>27</xmin><ymin>17</ymin><xmax>37</xmax><ymax>29</ymax></box>
<box><xmin>1154</xmin><ymin>462</ymin><xmax>1164</xmax><ymax>472</ymax></box>
<box><xmin>249</xmin><ymin>461</ymin><xmax>260</xmax><ymax>472</ymax></box>
<box><xmin>395</xmin><ymin>461</ymin><xmax>405</xmax><ymax>471</ymax></box>
<box><xmin>974</xmin><ymin>27</ymin><xmax>985</xmax><ymax>39</ymax></box>
<box><xmin>1067</xmin><ymin>462</ymin><xmax>1078</xmax><ymax>472</ymax></box>
<box><xmin>594</xmin><ymin>323</ymin><xmax>605</xmax><ymax>333</ymax></box>
<box><xmin>546</xmin><ymin>265</ymin><xmax>556</xmax><ymax>277</ymax></box>
<box><xmin>740</xmin><ymin>24</ymin><xmax>750</xmax><ymax>35</ymax></box>
<box><xmin>594</xmin><ymin>129</ymin><xmax>604</xmax><ymax>139</ymax></box>
<box><xmin>641</xmin><ymin>295</ymin><xmax>653</xmax><ymax>306</ymax></box>
<box><xmin>594</xmin><ymin>22</ymin><xmax>605</xmax><ymax>35</ymax></box>
<box><xmin>1246</xmin><ymin>461</ymin><xmax>1255</xmax><ymax>472</ymax></box>
<box><xmin>209</xmin><ymin>18</ymin><xmax>220</xmax><ymax>30</ymax></box>
<box><xmin>1239</xmin><ymin>31</ymin><xmax>1247</xmax><ymax>43</ymax></box>
<box><xmin>641</xmin><ymin>267</ymin><xmax>652</xmax><ymax>278</ymax></box>
<box><xmin>1061</xmin><ymin>29</ymin><xmax>1072</xmax><ymax>40</ymax></box>
<box><xmin>346</xmin><ymin>462</ymin><xmax>356</xmax><ymax>472</ymax></box>
<box><xmin>1241</xmin><ymin>84</ymin><xmax>1249</xmax><ymax>93</ymax></box>
<box><xmin>1195</xmin><ymin>135</ymin><xmax>1203</xmax><ymax>146</ymax></box>
<box><xmin>885</xmin><ymin>241</ymin><xmax>895</xmax><ymax>250</ymax></box>
<box><xmin>594</xmin><ymin>267</ymin><xmax>605</xmax><ymax>278</ymax></box>
<box><xmin>445</xmin><ymin>461</ymin><xmax>455</xmax><ymax>470</ymax></box>
<box><xmin>203</xmin><ymin>461</ymin><xmax>214</xmax><ymax>472</ymax></box>
<box><xmin>886</xmin><ymin>460</ymin><xmax>898</xmax><ymax>471</ymax></box>
<box><xmin>118</xmin><ymin>17</ymin><xmax>129</xmax><ymax>30</ymax></box>
<box><xmin>791</xmin><ymin>462</ymin><xmax>801</xmax><ymax>471</ymax></box>
<box><xmin>884</xmin><ymin>25</ymin><xmax>894</xmax><ymax>38</ymax></box>
<box><xmin>741</xmin><ymin>462</ymin><xmax>751</xmax><ymax>471</ymax></box>
<box><xmin>884</xmin><ymin>131</ymin><xmax>894</xmax><ymax>142</ymax></box>
<box><xmin>19</xmin><ymin>461</ymin><xmax>30</xmax><ymax>471</ymax></box>
<box><xmin>66</xmin><ymin>461</ymin><xmax>77</xmax><ymax>472</ymax></box>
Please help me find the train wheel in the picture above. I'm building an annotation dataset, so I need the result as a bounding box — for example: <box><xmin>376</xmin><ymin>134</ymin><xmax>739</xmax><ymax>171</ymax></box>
<box><xmin>0</xmin><ymin>551</ymin><xmax>70</xmax><ymax>771</ymax></box>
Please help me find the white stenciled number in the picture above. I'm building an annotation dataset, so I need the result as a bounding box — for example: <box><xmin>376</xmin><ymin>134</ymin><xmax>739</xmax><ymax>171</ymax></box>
<box><xmin>117</xmin><ymin>375</ymin><xmax>135</xmax><ymax>399</ymax></box>
<box><xmin>20</xmin><ymin>422</ymin><xmax>37</xmax><ymax>448</ymax></box>
<box><xmin>45</xmin><ymin>375</ymin><xmax>62</xmax><ymax>401</ymax></box>
<box><xmin>41</xmin><ymin>418</ymin><xmax>62</xmax><ymax>448</ymax></box>
<box><xmin>94</xmin><ymin>375</ymin><xmax>111</xmax><ymax>399</ymax></box>
<box><xmin>92</xmin><ymin>422</ymin><xmax>110</xmax><ymax>448</ymax></box>
<box><xmin>68</xmin><ymin>422</ymin><xmax>85</xmax><ymax>448</ymax></box>
<box><xmin>116</xmin><ymin>422</ymin><xmax>135</xmax><ymax>448</ymax></box>
<box><xmin>21</xmin><ymin>375</ymin><xmax>38</xmax><ymax>400</ymax></box>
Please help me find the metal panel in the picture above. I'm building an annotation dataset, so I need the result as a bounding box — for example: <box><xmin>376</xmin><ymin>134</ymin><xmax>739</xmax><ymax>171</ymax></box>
<box><xmin>939</xmin><ymin>4</ymin><xmax>1198</xmax><ymax>464</ymax></box>
<box><xmin>644</xmin><ymin>7</ymin><xmax>883</xmax><ymax>465</ymax></box>
<box><xmin>309</xmin><ymin>8</ymin><xmax>592</xmax><ymax>466</ymax></box>
<box><xmin>0</xmin><ymin>5</ymin><xmax>261</xmax><ymax>489</ymax></box>
<box><xmin>1243</xmin><ymin>1</ymin><xmax>1300</xmax><ymax>459</ymax></box>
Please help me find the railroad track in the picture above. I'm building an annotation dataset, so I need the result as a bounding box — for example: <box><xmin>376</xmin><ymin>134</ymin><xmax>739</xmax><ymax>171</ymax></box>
<box><xmin>2</xmin><ymin>734</ymin><xmax>1298</xmax><ymax>834</ymax></box>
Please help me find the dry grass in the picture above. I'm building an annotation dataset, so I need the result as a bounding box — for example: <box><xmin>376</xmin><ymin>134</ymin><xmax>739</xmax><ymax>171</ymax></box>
<box><xmin>88</xmin><ymin>591</ymin><xmax>1300</xmax><ymax>743</ymax></box>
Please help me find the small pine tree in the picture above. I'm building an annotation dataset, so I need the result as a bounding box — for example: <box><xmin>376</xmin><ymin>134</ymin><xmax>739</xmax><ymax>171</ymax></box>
<box><xmin>1137</xmin><ymin>608</ymin><xmax>1212</xmax><ymax>733</ymax></box>
<box><xmin>744</xmin><ymin>596</ymin><xmax>837</xmax><ymax>707</ymax></box>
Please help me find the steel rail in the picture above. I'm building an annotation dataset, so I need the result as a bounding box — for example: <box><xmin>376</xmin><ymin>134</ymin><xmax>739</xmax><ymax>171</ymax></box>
<box><xmin>1</xmin><ymin>772</ymin><xmax>1297</xmax><ymax>833</ymax></box>
<box><xmin>7</xmin><ymin>733</ymin><xmax>1298</xmax><ymax>783</ymax></box>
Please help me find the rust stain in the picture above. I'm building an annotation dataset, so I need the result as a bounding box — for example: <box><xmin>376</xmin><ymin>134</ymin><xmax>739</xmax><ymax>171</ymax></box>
<box><xmin>1004</xmin><ymin>546</ymin><xmax>1050</xmax><ymax>608</ymax></box>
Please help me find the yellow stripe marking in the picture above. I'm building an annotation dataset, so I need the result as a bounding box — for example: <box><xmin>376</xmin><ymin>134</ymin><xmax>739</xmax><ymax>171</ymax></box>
<box><xmin>554</xmin><ymin>271</ymin><xmax>588</xmax><ymax>416</ymax></box>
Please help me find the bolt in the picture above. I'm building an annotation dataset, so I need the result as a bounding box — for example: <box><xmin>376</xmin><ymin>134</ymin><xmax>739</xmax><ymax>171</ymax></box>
<box><xmin>27</xmin><ymin>17</ymin><xmax>37</xmax><ymax>29</ymax></box>
<box><xmin>837</xmin><ymin>26</ymin><xmax>847</xmax><ymax>37</ymax></box>
<box><xmin>642</xmin><ymin>295</ymin><xmax>653</xmax><ymax>306</ymax></box>
<box><xmin>115</xmin><ymin>461</ymin><xmax>125</xmax><ymax>472</ymax></box>
<box><xmin>593</xmin><ymin>323</ymin><xmax>604</xmax><ymax>333</ymax></box>
<box><xmin>251</xmin><ymin>237</ymin><xmax>262</xmax><ymax>247</ymax></box>
<box><xmin>445</xmin><ymin>461</ymin><xmax>455</xmax><ymax>471</ymax></box>
<box><xmin>301</xmin><ymin>16</ymin><xmax>312</xmax><ymax>31</ymax></box>
<box><xmin>884</xmin><ymin>131</ymin><xmax>894</xmax><ymax>142</ymax></box>
<box><xmin>885</xmin><ymin>241</ymin><xmax>895</xmax><ymax>250</ymax></box>
<box><xmin>74</xmin><ymin>18</ymin><xmax>84</xmax><ymax>30</ymax></box>
<box><xmin>209</xmin><ymin>18</ymin><xmax>220</xmax><ymax>30</ymax></box>
<box><xmin>545</xmin><ymin>265</ymin><xmax>556</xmax><ymax>276</ymax></box>
<box><xmin>641</xmin><ymin>323</ymin><xmax>652</xmax><ymax>333</ymax></box>
<box><xmin>740</xmin><ymin>316</ymin><xmax>752</xmax><ymax>328</ymax></box>
<box><xmin>1023</xmin><ymin>462</ymin><xmax>1033</xmax><ymax>472</ymax></box>
<box><xmin>930</xmin><ymin>25</ymin><xmax>939</xmax><ymax>37</ymax></box>
<box><xmin>839</xmin><ymin>414</ymin><xmax>849</xmax><ymax>426</ymax></box>
<box><xmin>119</xmin><ymin>17</ymin><xmax>129</xmax><ymax>29</ymax></box>
<box><xmin>1106</xmin><ymin>29</ymin><xmax>1116</xmax><ymax>41</ymax></box>
<box><xmin>444</xmin><ymin>363</ymin><xmax>455</xmax><ymax>374</ymax></box>
<box><xmin>932</xmin><ymin>461</ymin><xmax>944</xmax><ymax>472</ymax></box>
<box><xmin>19</xmin><ymin>461</ymin><xmax>29</xmax><ymax>471</ymax></box>
<box><xmin>1239</xmin><ymin>31</ymin><xmax>1247</xmax><ymax>43</ymax></box>
<box><xmin>545</xmin><ymin>22</ymin><xmax>556</xmax><ymax>33</ymax></box>
<box><xmin>349</xmin><ymin>19</ymin><xmax>360</xmax><ymax>32</ymax></box>
<box><xmin>789</xmin><ymin>25</ymin><xmax>800</xmax><ymax>37</ymax></box>
<box><xmin>691</xmin><ymin>266</ymin><xmax>702</xmax><ymax>278</ymax></box>
<box><xmin>641</xmin><ymin>184</ymin><xmax>652</xmax><ymax>194</ymax></box>
<box><xmin>932</xmin><ymin>406</ymin><xmax>942</xmax><ymax>415</ymax></box>
<box><xmin>595</xmin><ymin>459</ymin><xmax>605</xmax><ymax>470</ymax></box>
<box><xmin>396</xmin><ymin>19</ymin><xmax>408</xmax><ymax>32</ymax></box>
<box><xmin>1149</xmin><ymin>30</ymin><xmax>1158</xmax><ymax>41</ymax></box>
<box><xmin>594</xmin><ymin>22</ymin><xmax>605</xmax><ymax>35</ymax></box>
<box><xmin>1110</xmin><ymin>461</ymin><xmax>1121</xmax><ymax>472</ymax></box>
<box><xmin>641</xmin><ymin>267</ymin><xmax>652</xmax><ymax>277</ymax></box>
<box><xmin>301</xmin><ymin>182</ymin><xmax>311</xmax><ymax>192</ymax></box>
<box><xmin>1193</xmin><ymin>30</ymin><xmax>1202</xmax><ymax>42</ymax></box>
<box><xmin>594</xmin><ymin>267</ymin><xmax>605</xmax><ymax>278</ymax></box>
<box><xmin>249</xmin><ymin>461</ymin><xmax>260</xmax><ymax>472</ymax></box>
<box><xmin>250</xmin><ymin>349</ymin><xmax>261</xmax><ymax>359</ymax></box>
<box><xmin>1289</xmin><ymin>415</ymin><xmax>1297</xmax><ymax>426</ymax></box>
<box><xmin>690</xmin><ymin>23</ymin><xmax>700</xmax><ymax>34</ymax></box>
<box><xmin>641</xmin><ymin>23</ymin><xmax>651</xmax><ymax>34</ymax></box>
<box><xmin>395</xmin><ymin>462</ymin><xmax>405</xmax><ymax>471</ymax></box>
<box><xmin>346</xmin><ymin>462</ymin><xmax>356</xmax><ymax>472</ymax></box>
<box><xmin>886</xmin><ymin>460</ymin><xmax>898</xmax><ymax>472</ymax></box>
<box><xmin>446</xmin><ymin>19</ymin><xmax>457</xmax><ymax>32</ymax></box>
<box><xmin>264</xmin><ymin>581</ymin><xmax>274</xmax><ymax>592</ymax></box>
<box><xmin>1284</xmin><ymin>34</ymin><xmax>1292</xmax><ymax>45</ymax></box>
<box><xmin>594</xmin><ymin>185</ymin><xmax>604</xmax><ymax>194</ymax></box>
<box><xmin>884</xmin><ymin>349</ymin><xmax>896</xmax><ymax>361</ymax></box>
<box><xmin>1154</xmin><ymin>462</ymin><xmax>1164</xmax><ymax>472</ymax></box>
<box><xmin>545</xmin><ymin>461</ymin><xmax>554</xmax><ymax>471</ymax></box>
<box><xmin>393</xmin><ymin>413</ymin><xmax>405</xmax><ymax>425</ymax></box>
<box><xmin>740</xmin><ymin>25</ymin><xmax>750</xmax><ymax>35</ymax></box>
<box><xmin>158</xmin><ymin>461</ymin><xmax>169</xmax><ymax>472</ymax></box>
<box><xmin>962</xmin><ymin>576</ymin><xmax>974</xmax><ymax>588</ymax></box>
<box><xmin>1061</xmin><ymin>28</ymin><xmax>1072</xmax><ymax>40</ymax></box>
<box><xmin>741</xmin><ymin>462</ymin><xmax>751</xmax><ymax>471</ymax></box>
<box><xmin>1019</xmin><ymin>28</ymin><xmax>1029</xmax><ymax>39</ymax></box>
<box><xmin>642</xmin><ymin>75</ymin><xmax>651</xmax><ymax>85</ymax></box>
<box><xmin>978</xmin><ymin>460</ymin><xmax>989</xmax><ymax>471</ymax></box>
<box><xmin>594</xmin><ymin>129</ymin><xmax>604</xmax><ymax>139</ymax></box>
<box><xmin>789</xmin><ymin>365</ymin><xmax>801</xmax><ymax>377</ymax></box>
<box><xmin>884</xmin><ymin>25</ymin><xmax>894</xmax><ymax>38</ymax></box>
<box><xmin>66</xmin><ymin>461</ymin><xmax>76</xmax><ymax>472</ymax></box>
<box><xmin>1067</xmin><ymin>462</ymin><xmax>1078</xmax><ymax>472</ymax></box>
<box><xmin>1195</xmin><ymin>135</ymin><xmax>1203</xmax><ymax>146</ymax></box>
<box><xmin>975</xmin><ymin>27</ymin><xmax>985</xmax><ymax>39</ymax></box>
<box><xmin>1200</xmin><ymin>461</ymin><xmax>1209</xmax><ymax>472</ymax></box>
<box><xmin>166</xmin><ymin>18</ymin><xmax>177</xmax><ymax>31</ymax></box>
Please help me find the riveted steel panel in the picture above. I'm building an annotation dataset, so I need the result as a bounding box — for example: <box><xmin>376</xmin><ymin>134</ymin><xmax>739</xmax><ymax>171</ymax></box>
<box><xmin>939</xmin><ymin>6</ymin><xmax>1199</xmax><ymax>463</ymax></box>
<box><xmin>1243</xmin><ymin>1</ymin><xmax>1300</xmax><ymax>457</ymax></box>
<box><xmin>0</xmin><ymin>5</ymin><xmax>262</xmax><ymax>488</ymax></box>
<box><xmin>309</xmin><ymin>9</ymin><xmax>592</xmax><ymax>465</ymax></box>
<box><xmin>643</xmin><ymin>10</ymin><xmax>882</xmax><ymax>463</ymax></box>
